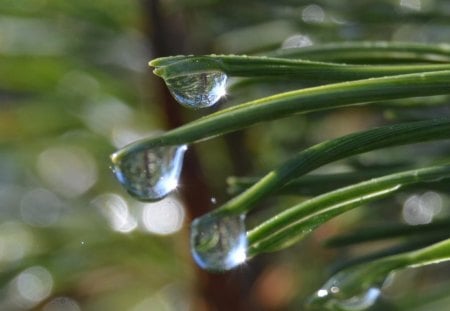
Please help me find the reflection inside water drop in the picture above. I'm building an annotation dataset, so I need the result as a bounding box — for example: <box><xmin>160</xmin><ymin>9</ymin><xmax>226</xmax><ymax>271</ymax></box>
<box><xmin>310</xmin><ymin>286</ymin><xmax>381</xmax><ymax>311</ymax></box>
<box><xmin>336</xmin><ymin>287</ymin><xmax>381</xmax><ymax>311</ymax></box>
<box><xmin>111</xmin><ymin>145</ymin><xmax>187</xmax><ymax>201</ymax></box>
<box><xmin>191</xmin><ymin>213</ymin><xmax>247</xmax><ymax>272</ymax></box>
<box><xmin>308</xmin><ymin>272</ymin><xmax>385</xmax><ymax>311</ymax></box>
<box><xmin>165</xmin><ymin>71</ymin><xmax>227</xmax><ymax>109</ymax></box>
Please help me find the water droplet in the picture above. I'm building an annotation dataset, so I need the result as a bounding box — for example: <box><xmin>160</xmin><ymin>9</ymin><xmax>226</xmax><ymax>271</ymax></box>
<box><xmin>302</xmin><ymin>4</ymin><xmax>325</xmax><ymax>24</ymax></box>
<box><xmin>337</xmin><ymin>288</ymin><xmax>381</xmax><ymax>311</ymax></box>
<box><xmin>308</xmin><ymin>273</ymin><xmax>384</xmax><ymax>311</ymax></box>
<box><xmin>282</xmin><ymin>34</ymin><xmax>313</xmax><ymax>49</ymax></box>
<box><xmin>165</xmin><ymin>71</ymin><xmax>227</xmax><ymax>109</ymax></box>
<box><xmin>191</xmin><ymin>213</ymin><xmax>247</xmax><ymax>272</ymax></box>
<box><xmin>400</xmin><ymin>0</ymin><xmax>421</xmax><ymax>11</ymax></box>
<box><xmin>111</xmin><ymin>145</ymin><xmax>187</xmax><ymax>201</ymax></box>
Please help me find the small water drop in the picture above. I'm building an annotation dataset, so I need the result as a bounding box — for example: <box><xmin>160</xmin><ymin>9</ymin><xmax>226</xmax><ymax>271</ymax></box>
<box><xmin>165</xmin><ymin>71</ymin><xmax>227</xmax><ymax>109</ymax></box>
<box><xmin>111</xmin><ymin>145</ymin><xmax>187</xmax><ymax>201</ymax></box>
<box><xmin>191</xmin><ymin>213</ymin><xmax>247</xmax><ymax>272</ymax></box>
<box><xmin>308</xmin><ymin>273</ymin><xmax>384</xmax><ymax>311</ymax></box>
<box><xmin>336</xmin><ymin>287</ymin><xmax>381</xmax><ymax>311</ymax></box>
<box><xmin>282</xmin><ymin>34</ymin><xmax>313</xmax><ymax>49</ymax></box>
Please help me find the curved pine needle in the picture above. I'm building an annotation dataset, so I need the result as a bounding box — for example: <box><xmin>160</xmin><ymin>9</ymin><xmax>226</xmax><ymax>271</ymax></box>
<box><xmin>247</xmin><ymin>165</ymin><xmax>450</xmax><ymax>256</ymax></box>
<box><xmin>215</xmin><ymin>119</ymin><xmax>450</xmax><ymax>216</ymax></box>
<box><xmin>270</xmin><ymin>41</ymin><xmax>450</xmax><ymax>63</ymax></box>
<box><xmin>151</xmin><ymin>54</ymin><xmax>450</xmax><ymax>82</ymax></box>
<box><xmin>329</xmin><ymin>234</ymin><xmax>450</xmax><ymax>274</ymax></box>
<box><xmin>325</xmin><ymin>218</ymin><xmax>450</xmax><ymax>248</ymax></box>
<box><xmin>112</xmin><ymin>71</ymin><xmax>450</xmax><ymax>161</ymax></box>
<box><xmin>226</xmin><ymin>168</ymin><xmax>407</xmax><ymax>196</ymax></box>
<box><xmin>308</xmin><ymin>237</ymin><xmax>450</xmax><ymax>309</ymax></box>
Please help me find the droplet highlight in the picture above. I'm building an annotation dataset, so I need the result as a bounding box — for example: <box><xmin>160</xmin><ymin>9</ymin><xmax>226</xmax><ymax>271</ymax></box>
<box><xmin>191</xmin><ymin>213</ymin><xmax>247</xmax><ymax>272</ymax></box>
<box><xmin>308</xmin><ymin>273</ymin><xmax>384</xmax><ymax>311</ymax></box>
<box><xmin>165</xmin><ymin>71</ymin><xmax>227</xmax><ymax>109</ymax></box>
<box><xmin>111</xmin><ymin>145</ymin><xmax>187</xmax><ymax>201</ymax></box>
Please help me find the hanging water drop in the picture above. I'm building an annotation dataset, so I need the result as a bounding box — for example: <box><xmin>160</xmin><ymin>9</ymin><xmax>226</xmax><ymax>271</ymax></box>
<box><xmin>191</xmin><ymin>213</ymin><xmax>247</xmax><ymax>272</ymax></box>
<box><xmin>308</xmin><ymin>272</ymin><xmax>386</xmax><ymax>311</ymax></box>
<box><xmin>111</xmin><ymin>145</ymin><xmax>187</xmax><ymax>201</ymax></box>
<box><xmin>334</xmin><ymin>287</ymin><xmax>381</xmax><ymax>311</ymax></box>
<box><xmin>312</xmin><ymin>286</ymin><xmax>381</xmax><ymax>311</ymax></box>
<box><xmin>164</xmin><ymin>71</ymin><xmax>227</xmax><ymax>109</ymax></box>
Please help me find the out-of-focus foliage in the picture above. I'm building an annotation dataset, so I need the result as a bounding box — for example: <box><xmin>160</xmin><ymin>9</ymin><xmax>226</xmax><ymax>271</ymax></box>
<box><xmin>0</xmin><ymin>1</ymin><xmax>194</xmax><ymax>310</ymax></box>
<box><xmin>1</xmin><ymin>0</ymin><xmax>450</xmax><ymax>310</ymax></box>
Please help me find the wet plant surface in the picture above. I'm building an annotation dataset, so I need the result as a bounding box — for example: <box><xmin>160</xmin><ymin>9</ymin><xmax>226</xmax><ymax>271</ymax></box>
<box><xmin>1</xmin><ymin>1</ymin><xmax>450</xmax><ymax>310</ymax></box>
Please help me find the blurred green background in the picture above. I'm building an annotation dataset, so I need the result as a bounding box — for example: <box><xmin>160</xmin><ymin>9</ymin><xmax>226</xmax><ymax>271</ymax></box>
<box><xmin>0</xmin><ymin>0</ymin><xmax>449</xmax><ymax>310</ymax></box>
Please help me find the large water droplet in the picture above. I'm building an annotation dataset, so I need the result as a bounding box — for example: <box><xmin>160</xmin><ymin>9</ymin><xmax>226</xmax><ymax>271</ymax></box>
<box><xmin>191</xmin><ymin>213</ymin><xmax>247</xmax><ymax>272</ymax></box>
<box><xmin>111</xmin><ymin>145</ymin><xmax>187</xmax><ymax>201</ymax></box>
<box><xmin>165</xmin><ymin>71</ymin><xmax>227</xmax><ymax>109</ymax></box>
<box><xmin>308</xmin><ymin>273</ymin><xmax>385</xmax><ymax>311</ymax></box>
